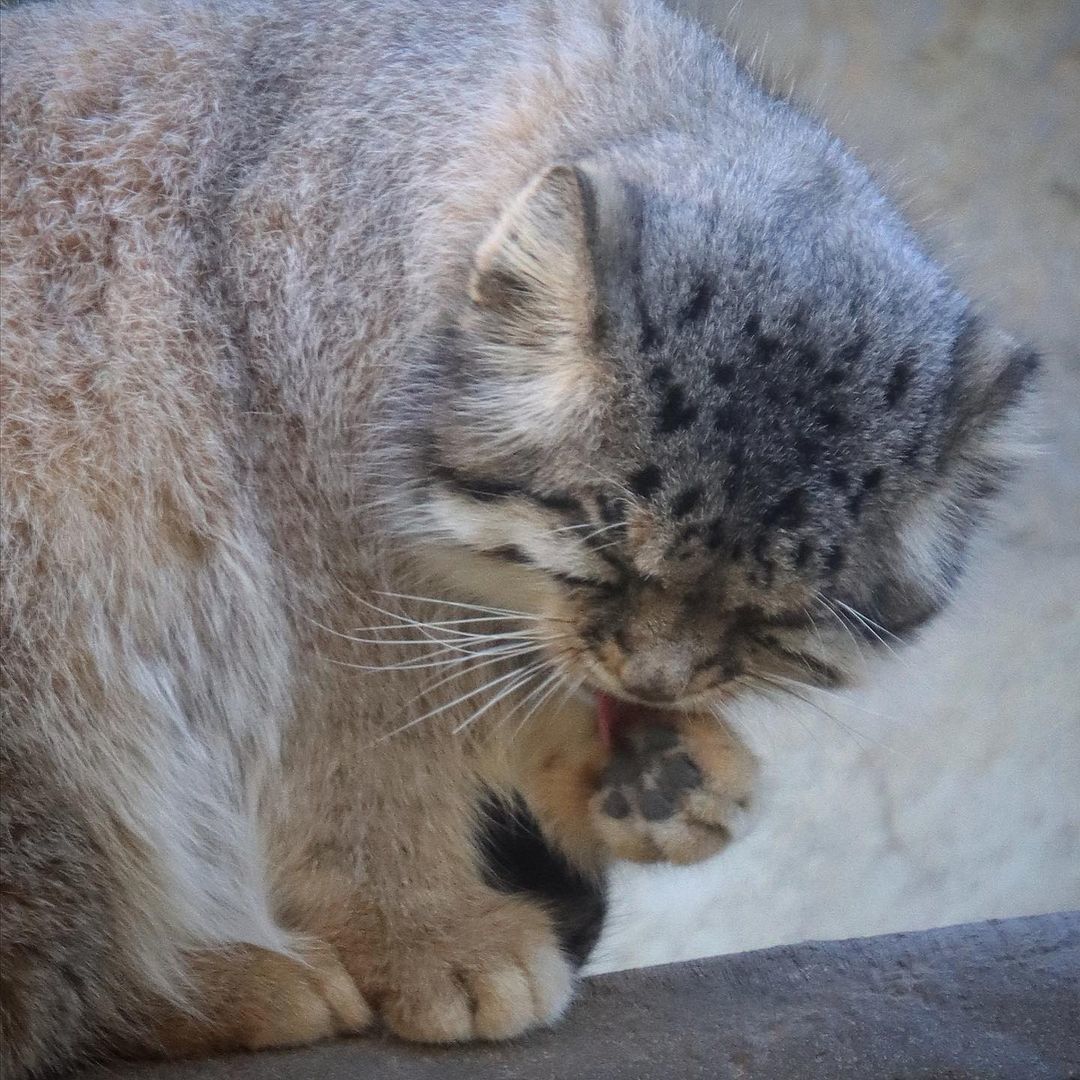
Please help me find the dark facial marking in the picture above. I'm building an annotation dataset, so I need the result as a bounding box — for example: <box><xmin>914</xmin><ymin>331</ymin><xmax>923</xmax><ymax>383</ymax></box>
<box><xmin>648</xmin><ymin>363</ymin><xmax>672</xmax><ymax>387</ymax></box>
<box><xmin>629</xmin><ymin>463</ymin><xmax>663</xmax><ymax>499</ymax></box>
<box><xmin>712</xmin><ymin>361</ymin><xmax>736</xmax><ymax>387</ymax></box>
<box><xmin>596</xmin><ymin>492</ymin><xmax>628</xmax><ymax>525</ymax></box>
<box><xmin>862</xmin><ymin>467</ymin><xmax>884</xmax><ymax>492</ymax></box>
<box><xmin>753</xmin><ymin>333</ymin><xmax>782</xmax><ymax>365</ymax></box>
<box><xmin>796</xmin><ymin>436</ymin><xmax>820</xmax><ymax>466</ymax></box>
<box><xmin>886</xmin><ymin>356</ymin><xmax>912</xmax><ymax>407</ymax></box>
<box><xmin>752</xmin><ymin>532</ymin><xmax>773</xmax><ymax>567</ymax></box>
<box><xmin>658</xmin><ymin>384</ymin><xmax>699</xmax><ymax>433</ymax></box>
<box><xmin>819</xmin><ymin>405</ymin><xmax>847</xmax><ymax>433</ymax></box>
<box><xmin>824</xmin><ymin>544</ymin><xmax>846</xmax><ymax>576</ymax></box>
<box><xmin>671</xmin><ymin>486</ymin><xmax>703</xmax><ymax>519</ymax></box>
<box><xmin>532</xmin><ymin>490</ymin><xmax>584</xmax><ymax>516</ymax></box>
<box><xmin>823</xmin><ymin>366</ymin><xmax>846</xmax><ymax>387</ymax></box>
<box><xmin>763</xmin><ymin>487</ymin><xmax>807</xmax><ymax>530</ymax></box>
<box><xmin>828</xmin><ymin>468</ymin><xmax>849</xmax><ymax>490</ymax></box>
<box><xmin>794</xmin><ymin>538</ymin><xmax>814</xmax><ymax>569</ymax></box>
<box><xmin>487</xmin><ymin>544</ymin><xmax>531</xmax><ymax>565</ymax></box>
<box><xmin>681</xmin><ymin>279</ymin><xmax>713</xmax><ymax>323</ymax></box>
<box><xmin>797</xmin><ymin>344</ymin><xmax>821</xmax><ymax>369</ymax></box>
<box><xmin>705</xmin><ymin>516</ymin><xmax>726</xmax><ymax>549</ymax></box>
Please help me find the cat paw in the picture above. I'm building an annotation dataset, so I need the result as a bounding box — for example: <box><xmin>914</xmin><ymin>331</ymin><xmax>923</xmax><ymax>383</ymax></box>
<box><xmin>589</xmin><ymin>717</ymin><xmax>757</xmax><ymax>865</ymax></box>
<box><xmin>136</xmin><ymin>942</ymin><xmax>373</xmax><ymax>1059</ymax></box>
<box><xmin>358</xmin><ymin>895</ymin><xmax>574</xmax><ymax>1043</ymax></box>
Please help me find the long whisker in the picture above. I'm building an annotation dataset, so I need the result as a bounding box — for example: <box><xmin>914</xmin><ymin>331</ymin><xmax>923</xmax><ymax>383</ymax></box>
<box><xmin>370</xmin><ymin>663</ymin><xmax>538</xmax><ymax>745</ymax></box>
<box><xmin>413</xmin><ymin>646</ymin><xmax>546</xmax><ymax>702</ymax></box>
<box><xmin>451</xmin><ymin>662</ymin><xmax>550</xmax><ymax>735</ymax></box>
<box><xmin>374</xmin><ymin>590</ymin><xmax>543</xmax><ymax>620</ymax></box>
<box><xmin>324</xmin><ymin>641</ymin><xmax>542</xmax><ymax>675</ymax></box>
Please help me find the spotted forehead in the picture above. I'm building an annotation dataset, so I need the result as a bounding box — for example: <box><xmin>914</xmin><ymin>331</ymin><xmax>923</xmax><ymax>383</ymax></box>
<box><xmin>610</xmin><ymin>302</ymin><xmax>936</xmax><ymax>588</ymax></box>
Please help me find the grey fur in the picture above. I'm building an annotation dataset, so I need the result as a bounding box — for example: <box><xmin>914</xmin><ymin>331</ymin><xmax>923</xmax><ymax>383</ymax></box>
<box><xmin>0</xmin><ymin>0</ymin><xmax>1037</xmax><ymax>1073</ymax></box>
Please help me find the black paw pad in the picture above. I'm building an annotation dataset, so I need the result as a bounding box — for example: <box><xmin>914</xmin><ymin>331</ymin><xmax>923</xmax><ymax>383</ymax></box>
<box><xmin>598</xmin><ymin>726</ymin><xmax>704</xmax><ymax>824</ymax></box>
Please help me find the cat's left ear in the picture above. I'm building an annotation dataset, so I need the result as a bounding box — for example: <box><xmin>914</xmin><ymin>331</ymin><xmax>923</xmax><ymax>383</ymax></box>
<box><xmin>455</xmin><ymin>164</ymin><xmax>621</xmax><ymax>454</ymax></box>
<box><xmin>468</xmin><ymin>164</ymin><xmax>600</xmax><ymax>346</ymax></box>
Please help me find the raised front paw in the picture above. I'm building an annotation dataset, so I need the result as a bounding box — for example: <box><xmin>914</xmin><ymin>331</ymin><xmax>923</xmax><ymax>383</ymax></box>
<box><xmin>342</xmin><ymin>892</ymin><xmax>575</xmax><ymax>1044</ymax></box>
<box><xmin>589</xmin><ymin>716</ymin><xmax>757</xmax><ymax>865</ymax></box>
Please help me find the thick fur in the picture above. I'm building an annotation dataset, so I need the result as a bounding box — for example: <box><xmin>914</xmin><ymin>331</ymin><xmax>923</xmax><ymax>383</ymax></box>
<box><xmin>0</xmin><ymin>0</ymin><xmax>1036</xmax><ymax>1075</ymax></box>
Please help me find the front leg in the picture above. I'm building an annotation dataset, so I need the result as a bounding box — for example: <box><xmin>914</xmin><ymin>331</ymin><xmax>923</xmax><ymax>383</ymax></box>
<box><xmin>276</xmin><ymin>747</ymin><xmax>580</xmax><ymax>1046</ymax></box>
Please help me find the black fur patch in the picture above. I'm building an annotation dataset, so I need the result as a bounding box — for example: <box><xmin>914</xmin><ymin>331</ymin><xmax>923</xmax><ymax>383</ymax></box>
<box><xmin>763</xmin><ymin>487</ymin><xmax>807</xmax><ymax>530</ymax></box>
<box><xmin>681</xmin><ymin>279</ymin><xmax>713</xmax><ymax>323</ymax></box>
<box><xmin>886</xmin><ymin>356</ymin><xmax>912</xmax><ymax>407</ymax></box>
<box><xmin>794</xmin><ymin>538</ymin><xmax>814</xmax><ymax>568</ymax></box>
<box><xmin>475</xmin><ymin>791</ymin><xmax>607</xmax><ymax>967</ymax></box>
<box><xmin>712</xmin><ymin>361</ymin><xmax>736</xmax><ymax>387</ymax></box>
<box><xmin>658</xmin><ymin>385</ymin><xmax>698</xmax><ymax>433</ymax></box>
<box><xmin>629</xmin><ymin>463</ymin><xmax>663</xmax><ymax>499</ymax></box>
<box><xmin>671</xmin><ymin>486</ymin><xmax>702</xmax><ymax>519</ymax></box>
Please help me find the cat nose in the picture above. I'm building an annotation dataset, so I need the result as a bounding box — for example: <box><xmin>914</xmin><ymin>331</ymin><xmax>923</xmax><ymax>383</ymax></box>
<box><xmin>619</xmin><ymin>648</ymin><xmax>693</xmax><ymax>703</ymax></box>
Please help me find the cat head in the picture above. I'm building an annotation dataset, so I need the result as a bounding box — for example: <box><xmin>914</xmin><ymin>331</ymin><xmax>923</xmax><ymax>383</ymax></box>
<box><xmin>394</xmin><ymin>141</ymin><xmax>1037</xmax><ymax>710</ymax></box>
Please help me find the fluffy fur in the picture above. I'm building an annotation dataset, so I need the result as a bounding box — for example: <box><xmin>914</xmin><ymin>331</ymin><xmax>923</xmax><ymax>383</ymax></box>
<box><xmin>0</xmin><ymin>0</ymin><xmax>1036</xmax><ymax>1074</ymax></box>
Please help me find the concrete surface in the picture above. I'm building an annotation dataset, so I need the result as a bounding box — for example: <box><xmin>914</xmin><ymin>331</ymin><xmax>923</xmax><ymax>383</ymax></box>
<box><xmin>593</xmin><ymin>0</ymin><xmax>1080</xmax><ymax>974</ymax></box>
<box><xmin>88</xmin><ymin>912</ymin><xmax>1080</xmax><ymax>1079</ymax></box>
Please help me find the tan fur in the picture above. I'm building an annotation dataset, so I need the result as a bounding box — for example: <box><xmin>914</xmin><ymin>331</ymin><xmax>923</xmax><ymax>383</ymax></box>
<box><xmin>9</xmin><ymin>0</ymin><xmax>1014</xmax><ymax>1072</ymax></box>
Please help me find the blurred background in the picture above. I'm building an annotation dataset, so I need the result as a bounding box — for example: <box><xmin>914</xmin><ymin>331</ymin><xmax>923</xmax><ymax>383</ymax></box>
<box><xmin>592</xmin><ymin>0</ymin><xmax>1080</xmax><ymax>972</ymax></box>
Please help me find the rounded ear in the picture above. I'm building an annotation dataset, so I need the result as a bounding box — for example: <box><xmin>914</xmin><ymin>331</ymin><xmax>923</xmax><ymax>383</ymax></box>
<box><xmin>468</xmin><ymin>164</ymin><xmax>596</xmax><ymax>342</ymax></box>
<box><xmin>939</xmin><ymin>314</ymin><xmax>1040</xmax><ymax>477</ymax></box>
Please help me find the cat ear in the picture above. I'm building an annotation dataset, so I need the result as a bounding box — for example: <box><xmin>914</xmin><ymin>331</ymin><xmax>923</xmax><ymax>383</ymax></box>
<box><xmin>468</xmin><ymin>164</ymin><xmax>598</xmax><ymax>346</ymax></box>
<box><xmin>938</xmin><ymin>314</ymin><xmax>1040</xmax><ymax>478</ymax></box>
<box><xmin>454</xmin><ymin>165</ymin><xmax>624</xmax><ymax>454</ymax></box>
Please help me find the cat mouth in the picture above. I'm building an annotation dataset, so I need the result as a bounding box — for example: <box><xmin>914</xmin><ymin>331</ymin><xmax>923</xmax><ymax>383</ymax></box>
<box><xmin>595</xmin><ymin>691</ymin><xmax>679</xmax><ymax>749</ymax></box>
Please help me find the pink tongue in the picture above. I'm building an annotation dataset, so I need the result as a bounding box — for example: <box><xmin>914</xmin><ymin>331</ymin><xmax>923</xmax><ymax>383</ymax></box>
<box><xmin>595</xmin><ymin>692</ymin><xmax>675</xmax><ymax>749</ymax></box>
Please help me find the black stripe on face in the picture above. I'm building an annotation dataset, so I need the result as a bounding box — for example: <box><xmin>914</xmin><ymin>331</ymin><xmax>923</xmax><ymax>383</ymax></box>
<box><xmin>475</xmin><ymin>790</ymin><xmax>607</xmax><ymax>967</ymax></box>
<box><xmin>433</xmin><ymin>464</ymin><xmax>582</xmax><ymax>518</ymax></box>
<box><xmin>750</xmin><ymin>633</ymin><xmax>844</xmax><ymax>688</ymax></box>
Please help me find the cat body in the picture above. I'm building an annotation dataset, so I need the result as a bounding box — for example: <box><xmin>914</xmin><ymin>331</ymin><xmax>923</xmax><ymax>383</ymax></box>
<box><xmin>0</xmin><ymin>0</ymin><xmax>1035</xmax><ymax>1073</ymax></box>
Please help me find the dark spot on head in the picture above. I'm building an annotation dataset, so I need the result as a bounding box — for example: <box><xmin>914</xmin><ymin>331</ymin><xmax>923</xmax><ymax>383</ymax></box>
<box><xmin>862</xmin><ymin>467</ymin><xmax>884</xmax><ymax>492</ymax></box>
<box><xmin>681</xmin><ymin>279</ymin><xmax>713</xmax><ymax>323</ymax></box>
<box><xmin>763</xmin><ymin>487</ymin><xmax>807</xmax><ymax>530</ymax></box>
<box><xmin>712</xmin><ymin>361</ymin><xmax>736</xmax><ymax>387</ymax></box>
<box><xmin>671</xmin><ymin>486</ymin><xmax>702</xmax><ymax>519</ymax></box>
<box><xmin>743</xmin><ymin>313</ymin><xmax>761</xmax><ymax>337</ymax></box>
<box><xmin>820</xmin><ymin>406</ymin><xmax>846</xmax><ymax>432</ymax></box>
<box><xmin>596</xmin><ymin>493</ymin><xmax>627</xmax><ymax>524</ymax></box>
<box><xmin>754</xmin><ymin>334</ymin><xmax>782</xmax><ymax>365</ymax></box>
<box><xmin>794</xmin><ymin>538</ymin><xmax>814</xmax><ymax>568</ymax></box>
<box><xmin>752</xmin><ymin>532</ymin><xmax>772</xmax><ymax>566</ymax></box>
<box><xmin>823</xmin><ymin>366</ymin><xmax>846</xmax><ymax>387</ymax></box>
<box><xmin>488</xmin><ymin>545</ymin><xmax>530</xmax><ymax>565</ymax></box>
<box><xmin>828</xmin><ymin>468</ymin><xmax>849</xmax><ymax>490</ymax></box>
<box><xmin>705</xmin><ymin>516</ymin><xmax>726</xmax><ymax>549</ymax></box>
<box><xmin>886</xmin><ymin>356</ymin><xmax>912</xmax><ymax>407</ymax></box>
<box><xmin>824</xmin><ymin>544</ymin><xmax>845</xmax><ymax>576</ymax></box>
<box><xmin>797</xmin><ymin>344</ymin><xmax>821</xmax><ymax>369</ymax></box>
<box><xmin>533</xmin><ymin>490</ymin><xmax>583</xmax><ymax>515</ymax></box>
<box><xmin>629</xmin><ymin>464</ymin><xmax>662</xmax><ymax>499</ymax></box>
<box><xmin>658</xmin><ymin>385</ymin><xmax>698</xmax><ymax>433</ymax></box>
<box><xmin>648</xmin><ymin>363</ymin><xmax>672</xmax><ymax>387</ymax></box>
<box><xmin>795</xmin><ymin>436</ymin><xmax>819</xmax><ymax>467</ymax></box>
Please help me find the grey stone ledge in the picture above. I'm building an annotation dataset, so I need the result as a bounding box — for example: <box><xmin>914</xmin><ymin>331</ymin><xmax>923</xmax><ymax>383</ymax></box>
<box><xmin>89</xmin><ymin>912</ymin><xmax>1080</xmax><ymax>1080</ymax></box>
